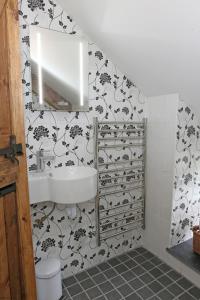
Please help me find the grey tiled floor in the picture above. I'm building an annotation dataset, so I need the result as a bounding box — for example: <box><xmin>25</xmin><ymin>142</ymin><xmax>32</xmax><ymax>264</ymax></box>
<box><xmin>61</xmin><ymin>247</ymin><xmax>200</xmax><ymax>300</ymax></box>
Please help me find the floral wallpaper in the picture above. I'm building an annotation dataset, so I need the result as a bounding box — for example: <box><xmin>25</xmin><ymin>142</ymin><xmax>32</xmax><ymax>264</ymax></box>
<box><xmin>170</xmin><ymin>100</ymin><xmax>200</xmax><ymax>246</ymax></box>
<box><xmin>18</xmin><ymin>0</ymin><xmax>146</xmax><ymax>278</ymax></box>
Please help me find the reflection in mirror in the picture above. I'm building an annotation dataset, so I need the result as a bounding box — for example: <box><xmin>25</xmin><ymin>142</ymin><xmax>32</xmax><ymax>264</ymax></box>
<box><xmin>30</xmin><ymin>26</ymin><xmax>88</xmax><ymax>111</ymax></box>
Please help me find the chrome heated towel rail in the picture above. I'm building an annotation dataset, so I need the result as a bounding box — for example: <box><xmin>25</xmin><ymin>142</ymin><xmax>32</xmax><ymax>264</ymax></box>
<box><xmin>94</xmin><ymin>118</ymin><xmax>147</xmax><ymax>246</ymax></box>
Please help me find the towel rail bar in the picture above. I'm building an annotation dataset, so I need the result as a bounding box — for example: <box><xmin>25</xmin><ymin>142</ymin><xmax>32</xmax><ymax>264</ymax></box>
<box><xmin>99</xmin><ymin>185</ymin><xmax>144</xmax><ymax>197</ymax></box>
<box><xmin>100</xmin><ymin>207</ymin><xmax>143</xmax><ymax>221</ymax></box>
<box><xmin>98</xmin><ymin>121</ymin><xmax>144</xmax><ymax>125</ymax></box>
<box><xmin>98</xmin><ymin>137</ymin><xmax>143</xmax><ymax>141</ymax></box>
<box><xmin>99</xmin><ymin>173</ymin><xmax>144</xmax><ymax>182</ymax></box>
<box><xmin>98</xmin><ymin>143</ymin><xmax>144</xmax><ymax>149</ymax></box>
<box><xmin>99</xmin><ymin>166</ymin><xmax>144</xmax><ymax>174</ymax></box>
<box><xmin>100</xmin><ymin>218</ymin><xmax>143</xmax><ymax>234</ymax></box>
<box><xmin>99</xmin><ymin>179</ymin><xmax>144</xmax><ymax>190</ymax></box>
<box><xmin>99</xmin><ymin>199</ymin><xmax>144</xmax><ymax>213</ymax></box>
<box><xmin>100</xmin><ymin>223</ymin><xmax>143</xmax><ymax>241</ymax></box>
<box><xmin>98</xmin><ymin>129</ymin><xmax>143</xmax><ymax>133</ymax></box>
<box><xmin>98</xmin><ymin>158</ymin><xmax>143</xmax><ymax>166</ymax></box>
<box><xmin>100</xmin><ymin>213</ymin><xmax>143</xmax><ymax>227</ymax></box>
<box><xmin>94</xmin><ymin>117</ymin><xmax>147</xmax><ymax>246</ymax></box>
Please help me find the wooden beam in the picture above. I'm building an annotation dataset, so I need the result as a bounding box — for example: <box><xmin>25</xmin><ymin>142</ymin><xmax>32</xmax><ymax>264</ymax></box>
<box><xmin>5</xmin><ymin>0</ymin><xmax>37</xmax><ymax>298</ymax></box>
<box><xmin>4</xmin><ymin>192</ymin><xmax>22</xmax><ymax>300</ymax></box>
<box><xmin>0</xmin><ymin>0</ymin><xmax>7</xmax><ymax>17</ymax></box>
<box><xmin>0</xmin><ymin>200</ymin><xmax>11</xmax><ymax>299</ymax></box>
<box><xmin>0</xmin><ymin>161</ymin><xmax>18</xmax><ymax>188</ymax></box>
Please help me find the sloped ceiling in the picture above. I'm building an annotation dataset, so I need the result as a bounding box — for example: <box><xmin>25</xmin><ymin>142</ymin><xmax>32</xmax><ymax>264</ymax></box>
<box><xmin>59</xmin><ymin>0</ymin><xmax>200</xmax><ymax>115</ymax></box>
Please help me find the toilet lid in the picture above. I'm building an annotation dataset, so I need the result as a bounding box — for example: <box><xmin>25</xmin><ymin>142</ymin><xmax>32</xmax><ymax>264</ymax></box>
<box><xmin>36</xmin><ymin>258</ymin><xmax>61</xmax><ymax>279</ymax></box>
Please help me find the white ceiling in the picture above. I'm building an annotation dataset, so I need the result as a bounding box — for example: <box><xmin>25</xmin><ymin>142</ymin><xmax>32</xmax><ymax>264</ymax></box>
<box><xmin>59</xmin><ymin>0</ymin><xmax>200</xmax><ymax>114</ymax></box>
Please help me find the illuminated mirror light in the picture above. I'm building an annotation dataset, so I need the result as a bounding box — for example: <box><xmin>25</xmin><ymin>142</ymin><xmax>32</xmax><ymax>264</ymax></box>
<box><xmin>79</xmin><ymin>42</ymin><xmax>84</xmax><ymax>107</ymax></box>
<box><xmin>37</xmin><ymin>32</ymin><xmax>43</xmax><ymax>105</ymax></box>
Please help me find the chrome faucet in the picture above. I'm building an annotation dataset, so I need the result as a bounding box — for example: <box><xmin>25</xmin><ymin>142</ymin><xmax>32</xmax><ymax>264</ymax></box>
<box><xmin>36</xmin><ymin>149</ymin><xmax>55</xmax><ymax>172</ymax></box>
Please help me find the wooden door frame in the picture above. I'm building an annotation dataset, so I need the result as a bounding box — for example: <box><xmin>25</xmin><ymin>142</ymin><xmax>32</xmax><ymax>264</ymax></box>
<box><xmin>1</xmin><ymin>0</ymin><xmax>37</xmax><ymax>298</ymax></box>
<box><xmin>0</xmin><ymin>0</ymin><xmax>7</xmax><ymax>16</ymax></box>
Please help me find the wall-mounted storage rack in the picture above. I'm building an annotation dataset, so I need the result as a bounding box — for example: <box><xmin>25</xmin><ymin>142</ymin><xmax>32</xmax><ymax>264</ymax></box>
<box><xmin>94</xmin><ymin>118</ymin><xmax>147</xmax><ymax>246</ymax></box>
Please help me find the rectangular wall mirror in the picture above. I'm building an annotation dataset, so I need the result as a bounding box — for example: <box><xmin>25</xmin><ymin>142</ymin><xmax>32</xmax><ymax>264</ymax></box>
<box><xmin>30</xmin><ymin>26</ymin><xmax>89</xmax><ymax>111</ymax></box>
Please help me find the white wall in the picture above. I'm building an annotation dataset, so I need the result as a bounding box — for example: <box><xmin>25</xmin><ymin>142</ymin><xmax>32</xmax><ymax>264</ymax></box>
<box><xmin>144</xmin><ymin>94</ymin><xmax>200</xmax><ymax>287</ymax></box>
<box><xmin>170</xmin><ymin>100</ymin><xmax>200</xmax><ymax>247</ymax></box>
<box><xmin>144</xmin><ymin>93</ymin><xmax>178</xmax><ymax>256</ymax></box>
<box><xmin>61</xmin><ymin>0</ymin><xmax>200</xmax><ymax>116</ymax></box>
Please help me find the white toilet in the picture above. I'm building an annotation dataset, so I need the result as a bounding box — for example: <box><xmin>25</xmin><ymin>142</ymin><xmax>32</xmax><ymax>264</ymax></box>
<box><xmin>35</xmin><ymin>258</ymin><xmax>62</xmax><ymax>300</ymax></box>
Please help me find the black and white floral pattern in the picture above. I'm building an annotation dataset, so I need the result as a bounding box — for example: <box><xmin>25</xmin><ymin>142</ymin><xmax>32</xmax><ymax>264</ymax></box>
<box><xmin>170</xmin><ymin>101</ymin><xmax>200</xmax><ymax>246</ymax></box>
<box><xmin>27</xmin><ymin>0</ymin><xmax>45</xmax><ymax>11</ymax></box>
<box><xmin>19</xmin><ymin>0</ymin><xmax>146</xmax><ymax>278</ymax></box>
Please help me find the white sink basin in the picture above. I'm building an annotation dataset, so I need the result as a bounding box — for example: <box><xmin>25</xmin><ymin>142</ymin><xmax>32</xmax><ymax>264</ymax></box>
<box><xmin>28</xmin><ymin>172</ymin><xmax>50</xmax><ymax>203</ymax></box>
<box><xmin>28</xmin><ymin>166</ymin><xmax>97</xmax><ymax>205</ymax></box>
